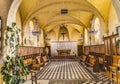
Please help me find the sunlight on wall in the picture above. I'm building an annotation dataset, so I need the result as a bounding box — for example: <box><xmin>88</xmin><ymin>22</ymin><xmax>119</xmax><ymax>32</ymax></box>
<box><xmin>16</xmin><ymin>10</ymin><xmax>22</xmax><ymax>44</ymax></box>
<box><xmin>94</xmin><ymin>17</ymin><xmax>100</xmax><ymax>44</ymax></box>
<box><xmin>84</xmin><ymin>29</ymin><xmax>88</xmax><ymax>45</ymax></box>
<box><xmin>23</xmin><ymin>21</ymin><xmax>37</xmax><ymax>46</ymax></box>
<box><xmin>71</xmin><ymin>30</ymin><xmax>80</xmax><ymax>41</ymax></box>
<box><xmin>108</xmin><ymin>4</ymin><xmax>119</xmax><ymax>35</ymax></box>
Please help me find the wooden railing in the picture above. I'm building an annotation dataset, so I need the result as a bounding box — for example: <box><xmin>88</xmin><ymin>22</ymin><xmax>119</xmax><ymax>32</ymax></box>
<box><xmin>84</xmin><ymin>44</ymin><xmax>105</xmax><ymax>55</ymax></box>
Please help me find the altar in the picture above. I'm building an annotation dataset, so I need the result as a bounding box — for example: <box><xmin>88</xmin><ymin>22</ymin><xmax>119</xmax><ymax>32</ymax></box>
<box><xmin>51</xmin><ymin>41</ymin><xmax>77</xmax><ymax>56</ymax></box>
<box><xmin>57</xmin><ymin>49</ymin><xmax>71</xmax><ymax>56</ymax></box>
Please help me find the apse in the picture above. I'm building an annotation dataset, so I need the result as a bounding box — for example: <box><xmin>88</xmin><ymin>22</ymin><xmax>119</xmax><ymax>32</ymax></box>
<box><xmin>58</xmin><ymin>24</ymin><xmax>69</xmax><ymax>41</ymax></box>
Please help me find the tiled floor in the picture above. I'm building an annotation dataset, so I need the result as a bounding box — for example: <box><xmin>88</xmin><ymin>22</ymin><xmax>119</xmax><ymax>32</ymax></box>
<box><xmin>23</xmin><ymin>73</ymin><xmax>49</xmax><ymax>84</ymax></box>
<box><xmin>23</xmin><ymin>61</ymin><xmax>115</xmax><ymax>84</ymax></box>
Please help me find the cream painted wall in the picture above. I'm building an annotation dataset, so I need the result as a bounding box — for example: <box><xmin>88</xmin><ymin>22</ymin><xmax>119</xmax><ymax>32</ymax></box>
<box><xmin>16</xmin><ymin>10</ymin><xmax>22</xmax><ymax>44</ymax></box>
<box><xmin>39</xmin><ymin>29</ymin><xmax>45</xmax><ymax>47</ymax></box>
<box><xmin>16</xmin><ymin>10</ymin><xmax>22</xmax><ymax>30</ymax></box>
<box><xmin>47</xmin><ymin>30</ymin><xmax>56</xmax><ymax>41</ymax></box>
<box><xmin>71</xmin><ymin>30</ymin><xmax>80</xmax><ymax>41</ymax></box>
<box><xmin>108</xmin><ymin>4</ymin><xmax>119</xmax><ymax>35</ymax></box>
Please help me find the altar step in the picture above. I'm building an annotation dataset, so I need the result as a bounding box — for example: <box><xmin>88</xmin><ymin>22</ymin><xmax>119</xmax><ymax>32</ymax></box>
<box><xmin>49</xmin><ymin>56</ymin><xmax>80</xmax><ymax>60</ymax></box>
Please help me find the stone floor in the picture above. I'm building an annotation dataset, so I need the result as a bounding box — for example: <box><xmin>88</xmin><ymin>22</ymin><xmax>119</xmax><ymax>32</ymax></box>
<box><xmin>23</xmin><ymin>61</ymin><xmax>116</xmax><ymax>84</ymax></box>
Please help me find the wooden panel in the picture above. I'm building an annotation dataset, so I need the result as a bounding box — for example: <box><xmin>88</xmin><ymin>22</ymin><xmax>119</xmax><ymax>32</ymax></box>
<box><xmin>84</xmin><ymin>46</ymin><xmax>89</xmax><ymax>55</ymax></box>
<box><xmin>45</xmin><ymin>46</ymin><xmax>51</xmax><ymax>57</ymax></box>
<box><xmin>78</xmin><ymin>45</ymin><xmax>83</xmax><ymax>56</ymax></box>
<box><xmin>84</xmin><ymin>44</ymin><xmax>105</xmax><ymax>55</ymax></box>
<box><xmin>113</xmin><ymin>55</ymin><xmax>120</xmax><ymax>67</ymax></box>
<box><xmin>18</xmin><ymin>46</ymin><xmax>41</xmax><ymax>56</ymax></box>
<box><xmin>103</xmin><ymin>34</ymin><xmax>118</xmax><ymax>55</ymax></box>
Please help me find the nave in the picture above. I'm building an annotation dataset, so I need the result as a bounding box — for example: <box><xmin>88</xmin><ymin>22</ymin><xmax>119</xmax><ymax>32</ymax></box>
<box><xmin>25</xmin><ymin>60</ymin><xmax>115</xmax><ymax>84</ymax></box>
<box><xmin>37</xmin><ymin>61</ymin><xmax>94</xmax><ymax>80</ymax></box>
<box><xmin>1</xmin><ymin>0</ymin><xmax>120</xmax><ymax>84</ymax></box>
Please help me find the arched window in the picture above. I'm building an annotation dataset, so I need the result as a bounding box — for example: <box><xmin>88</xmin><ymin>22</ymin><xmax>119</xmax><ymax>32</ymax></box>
<box><xmin>29</xmin><ymin>21</ymin><xmax>37</xmax><ymax>46</ymax></box>
<box><xmin>24</xmin><ymin>21</ymin><xmax>37</xmax><ymax>46</ymax></box>
<box><xmin>94</xmin><ymin>17</ymin><xmax>100</xmax><ymax>44</ymax></box>
<box><xmin>84</xmin><ymin>29</ymin><xmax>89</xmax><ymax>45</ymax></box>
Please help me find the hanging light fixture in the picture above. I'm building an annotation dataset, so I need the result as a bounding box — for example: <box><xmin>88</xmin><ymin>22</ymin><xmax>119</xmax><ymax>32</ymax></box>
<box><xmin>88</xmin><ymin>28</ymin><xmax>97</xmax><ymax>34</ymax></box>
<box><xmin>88</xmin><ymin>18</ymin><xmax>97</xmax><ymax>34</ymax></box>
<box><xmin>32</xmin><ymin>17</ymin><xmax>41</xmax><ymax>36</ymax></box>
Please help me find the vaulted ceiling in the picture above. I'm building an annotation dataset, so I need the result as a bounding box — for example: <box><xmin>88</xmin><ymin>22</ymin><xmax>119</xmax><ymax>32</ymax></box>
<box><xmin>19</xmin><ymin>0</ymin><xmax>111</xmax><ymax>39</ymax></box>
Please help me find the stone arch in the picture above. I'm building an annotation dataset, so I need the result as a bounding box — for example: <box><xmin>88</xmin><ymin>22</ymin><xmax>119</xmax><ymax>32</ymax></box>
<box><xmin>23</xmin><ymin>0</ymin><xmax>105</xmax><ymax>25</ymax></box>
<box><xmin>3</xmin><ymin>0</ymin><xmax>22</xmax><ymax>55</ymax></box>
<box><xmin>7</xmin><ymin>0</ymin><xmax>22</xmax><ymax>26</ymax></box>
<box><xmin>42</xmin><ymin>15</ymin><xmax>87</xmax><ymax>30</ymax></box>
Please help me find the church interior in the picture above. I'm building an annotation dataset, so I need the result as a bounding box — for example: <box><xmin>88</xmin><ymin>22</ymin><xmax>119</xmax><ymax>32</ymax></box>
<box><xmin>0</xmin><ymin>0</ymin><xmax>120</xmax><ymax>84</ymax></box>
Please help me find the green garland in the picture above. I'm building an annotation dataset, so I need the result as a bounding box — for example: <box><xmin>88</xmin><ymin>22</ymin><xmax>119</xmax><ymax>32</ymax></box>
<box><xmin>1</xmin><ymin>23</ymin><xmax>29</xmax><ymax>84</ymax></box>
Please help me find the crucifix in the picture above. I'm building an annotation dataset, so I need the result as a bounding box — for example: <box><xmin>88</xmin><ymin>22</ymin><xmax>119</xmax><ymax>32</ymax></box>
<box><xmin>61</xmin><ymin>32</ymin><xmax>66</xmax><ymax>40</ymax></box>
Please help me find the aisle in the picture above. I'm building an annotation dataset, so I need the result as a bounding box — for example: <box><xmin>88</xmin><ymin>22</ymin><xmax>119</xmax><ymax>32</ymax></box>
<box><xmin>24</xmin><ymin>61</ymin><xmax>115</xmax><ymax>84</ymax></box>
<box><xmin>37</xmin><ymin>61</ymin><xmax>95</xmax><ymax>80</ymax></box>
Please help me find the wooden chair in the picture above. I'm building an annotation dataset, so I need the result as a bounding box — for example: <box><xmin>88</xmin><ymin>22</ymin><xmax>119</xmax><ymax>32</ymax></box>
<box><xmin>85</xmin><ymin>55</ymin><xmax>95</xmax><ymax>67</ymax></box>
<box><xmin>36</xmin><ymin>56</ymin><xmax>44</xmax><ymax>67</ymax></box>
<box><xmin>32</xmin><ymin>59</ymin><xmax>40</xmax><ymax>70</ymax></box>
<box><xmin>42</xmin><ymin>56</ymin><xmax>49</xmax><ymax>63</ymax></box>
<box><xmin>80</xmin><ymin>55</ymin><xmax>86</xmax><ymax>62</ymax></box>
<box><xmin>31</xmin><ymin>70</ymin><xmax>37</xmax><ymax>84</ymax></box>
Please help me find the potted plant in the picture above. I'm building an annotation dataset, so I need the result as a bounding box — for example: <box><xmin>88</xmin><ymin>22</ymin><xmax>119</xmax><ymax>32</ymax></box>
<box><xmin>1</xmin><ymin>23</ymin><xmax>29</xmax><ymax>84</ymax></box>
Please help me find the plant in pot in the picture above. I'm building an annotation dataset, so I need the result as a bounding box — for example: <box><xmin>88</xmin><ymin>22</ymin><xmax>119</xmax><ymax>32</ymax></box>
<box><xmin>1</xmin><ymin>23</ymin><xmax>29</xmax><ymax>84</ymax></box>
